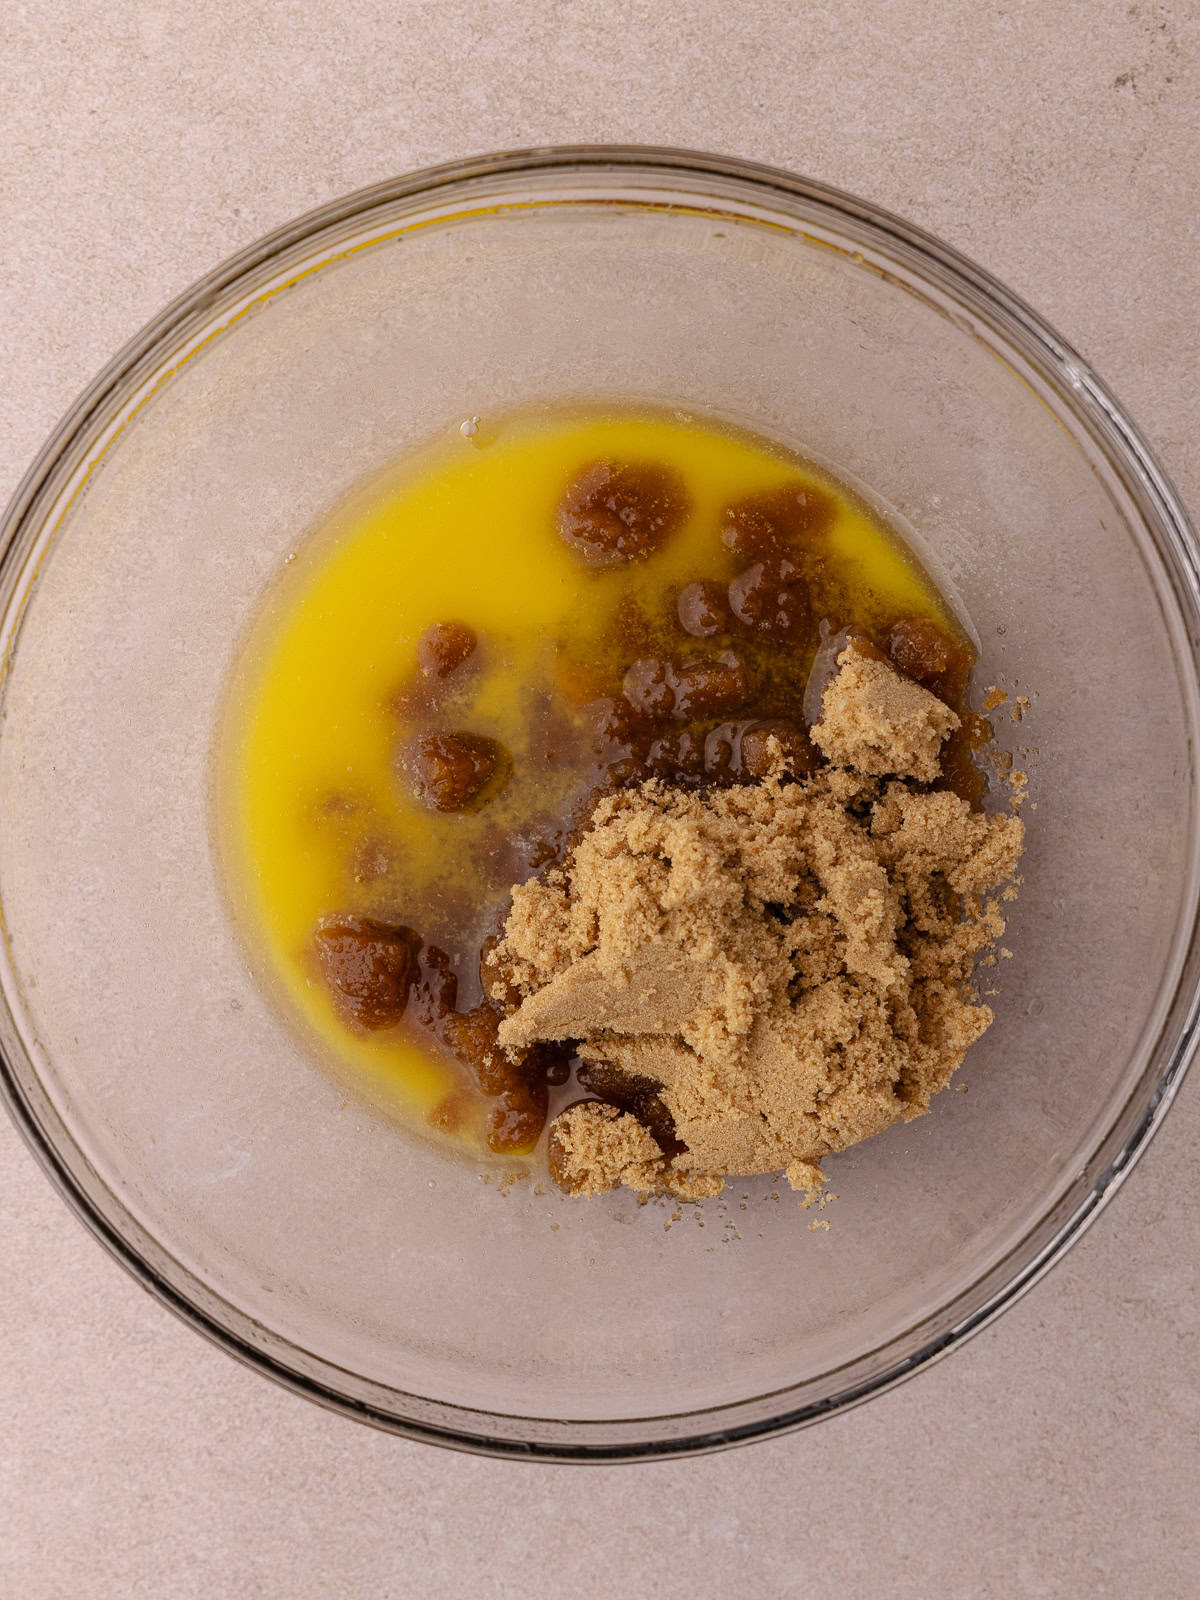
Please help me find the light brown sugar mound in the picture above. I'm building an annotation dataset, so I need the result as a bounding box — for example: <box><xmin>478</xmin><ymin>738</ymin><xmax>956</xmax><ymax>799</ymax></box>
<box><xmin>488</xmin><ymin>646</ymin><xmax>1025</xmax><ymax>1200</ymax></box>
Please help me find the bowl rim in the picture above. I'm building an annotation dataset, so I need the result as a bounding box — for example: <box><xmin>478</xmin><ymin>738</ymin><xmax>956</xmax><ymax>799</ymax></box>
<box><xmin>1</xmin><ymin>142</ymin><xmax>1197</xmax><ymax>1463</ymax></box>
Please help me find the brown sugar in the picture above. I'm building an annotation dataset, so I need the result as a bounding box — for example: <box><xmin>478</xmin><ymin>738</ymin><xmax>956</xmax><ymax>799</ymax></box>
<box><xmin>548</xmin><ymin>1102</ymin><xmax>723</xmax><ymax>1200</ymax></box>
<box><xmin>811</xmin><ymin>646</ymin><xmax>961</xmax><ymax>782</ymax></box>
<box><xmin>490</xmin><ymin>649</ymin><xmax>1024</xmax><ymax>1199</ymax></box>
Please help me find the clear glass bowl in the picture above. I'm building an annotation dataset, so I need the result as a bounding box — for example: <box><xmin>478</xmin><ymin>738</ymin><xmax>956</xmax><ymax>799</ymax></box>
<box><xmin>1</xmin><ymin>147</ymin><xmax>1197</xmax><ymax>1462</ymax></box>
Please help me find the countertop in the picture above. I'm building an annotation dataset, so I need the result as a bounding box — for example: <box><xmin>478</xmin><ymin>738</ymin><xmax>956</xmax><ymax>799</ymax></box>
<box><xmin>1</xmin><ymin>3</ymin><xmax>1198</xmax><ymax>1595</ymax></box>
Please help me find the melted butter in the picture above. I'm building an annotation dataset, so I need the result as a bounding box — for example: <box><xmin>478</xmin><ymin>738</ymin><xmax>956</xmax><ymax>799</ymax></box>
<box><xmin>216</xmin><ymin>406</ymin><xmax>964</xmax><ymax>1137</ymax></box>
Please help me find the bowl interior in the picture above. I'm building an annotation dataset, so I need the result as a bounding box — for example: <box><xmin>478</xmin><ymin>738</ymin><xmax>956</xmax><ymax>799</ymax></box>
<box><xmin>1</xmin><ymin>158</ymin><xmax>1196</xmax><ymax>1455</ymax></box>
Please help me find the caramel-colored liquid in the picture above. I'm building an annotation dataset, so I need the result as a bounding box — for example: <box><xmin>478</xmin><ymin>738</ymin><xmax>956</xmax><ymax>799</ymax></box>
<box><xmin>217</xmin><ymin>407</ymin><xmax>974</xmax><ymax>1156</ymax></box>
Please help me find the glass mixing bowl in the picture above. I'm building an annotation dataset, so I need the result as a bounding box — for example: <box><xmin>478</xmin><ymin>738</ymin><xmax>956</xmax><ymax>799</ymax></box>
<box><xmin>1</xmin><ymin>147</ymin><xmax>1197</xmax><ymax>1461</ymax></box>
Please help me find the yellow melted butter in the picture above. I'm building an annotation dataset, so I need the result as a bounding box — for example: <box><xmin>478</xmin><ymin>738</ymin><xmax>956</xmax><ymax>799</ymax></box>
<box><xmin>218</xmin><ymin>407</ymin><xmax>955</xmax><ymax>1136</ymax></box>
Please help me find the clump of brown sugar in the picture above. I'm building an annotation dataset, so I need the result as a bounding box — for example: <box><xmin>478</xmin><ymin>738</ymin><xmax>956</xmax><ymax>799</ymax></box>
<box><xmin>488</xmin><ymin>646</ymin><xmax>1025</xmax><ymax>1200</ymax></box>
<box><xmin>812</xmin><ymin>646</ymin><xmax>960</xmax><ymax>781</ymax></box>
<box><xmin>548</xmin><ymin>1102</ymin><xmax>724</xmax><ymax>1200</ymax></box>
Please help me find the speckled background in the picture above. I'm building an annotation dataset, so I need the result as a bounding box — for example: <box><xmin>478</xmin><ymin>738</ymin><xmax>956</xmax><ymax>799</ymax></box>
<box><xmin>1</xmin><ymin>3</ymin><xmax>1198</xmax><ymax>1595</ymax></box>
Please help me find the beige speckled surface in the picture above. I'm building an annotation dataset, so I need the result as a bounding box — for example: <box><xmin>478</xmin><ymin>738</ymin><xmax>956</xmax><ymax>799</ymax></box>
<box><xmin>2</xmin><ymin>3</ymin><xmax>1198</xmax><ymax>1595</ymax></box>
